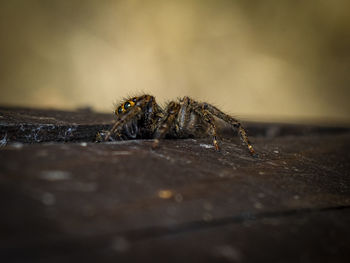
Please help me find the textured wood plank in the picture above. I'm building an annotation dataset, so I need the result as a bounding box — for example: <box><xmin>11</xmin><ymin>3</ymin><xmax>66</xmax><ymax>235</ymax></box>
<box><xmin>1</xmin><ymin>106</ymin><xmax>348</xmax><ymax>143</ymax></box>
<box><xmin>0</xmin><ymin>107</ymin><xmax>349</xmax><ymax>262</ymax></box>
<box><xmin>0</xmin><ymin>106</ymin><xmax>113</xmax><ymax>143</ymax></box>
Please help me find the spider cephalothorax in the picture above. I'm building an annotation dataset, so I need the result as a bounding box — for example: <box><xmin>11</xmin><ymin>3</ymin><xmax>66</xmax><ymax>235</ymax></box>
<box><xmin>102</xmin><ymin>94</ymin><xmax>256</xmax><ymax>156</ymax></box>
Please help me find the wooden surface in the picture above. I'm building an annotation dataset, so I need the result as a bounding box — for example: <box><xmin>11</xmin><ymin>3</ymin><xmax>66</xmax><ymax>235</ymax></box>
<box><xmin>0</xmin><ymin>107</ymin><xmax>350</xmax><ymax>262</ymax></box>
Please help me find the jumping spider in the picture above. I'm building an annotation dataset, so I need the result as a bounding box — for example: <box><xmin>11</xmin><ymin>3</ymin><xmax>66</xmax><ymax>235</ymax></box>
<box><xmin>99</xmin><ymin>94</ymin><xmax>256</xmax><ymax>156</ymax></box>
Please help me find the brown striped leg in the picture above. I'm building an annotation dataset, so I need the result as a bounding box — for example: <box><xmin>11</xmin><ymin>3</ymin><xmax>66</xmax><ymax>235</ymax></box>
<box><xmin>192</xmin><ymin>106</ymin><xmax>220</xmax><ymax>151</ymax></box>
<box><xmin>201</xmin><ymin>103</ymin><xmax>257</xmax><ymax>156</ymax></box>
<box><xmin>152</xmin><ymin>101</ymin><xmax>181</xmax><ymax>148</ymax></box>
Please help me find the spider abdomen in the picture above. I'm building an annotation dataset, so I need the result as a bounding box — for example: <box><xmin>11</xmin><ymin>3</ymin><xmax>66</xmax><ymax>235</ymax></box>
<box><xmin>175</xmin><ymin>110</ymin><xmax>209</xmax><ymax>138</ymax></box>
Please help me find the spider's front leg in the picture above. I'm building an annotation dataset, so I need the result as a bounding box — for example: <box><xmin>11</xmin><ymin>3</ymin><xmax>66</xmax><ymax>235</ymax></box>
<box><xmin>96</xmin><ymin>128</ymin><xmax>126</xmax><ymax>142</ymax></box>
<box><xmin>104</xmin><ymin>107</ymin><xmax>142</xmax><ymax>141</ymax></box>
<box><xmin>104</xmin><ymin>95</ymin><xmax>155</xmax><ymax>141</ymax></box>
<box><xmin>152</xmin><ymin>101</ymin><xmax>181</xmax><ymax>149</ymax></box>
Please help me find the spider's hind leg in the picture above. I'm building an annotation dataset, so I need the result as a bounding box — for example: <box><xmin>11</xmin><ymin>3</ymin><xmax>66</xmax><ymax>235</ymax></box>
<box><xmin>202</xmin><ymin>103</ymin><xmax>257</xmax><ymax>156</ymax></box>
<box><xmin>178</xmin><ymin>97</ymin><xmax>220</xmax><ymax>151</ymax></box>
<box><xmin>190</xmin><ymin>106</ymin><xmax>220</xmax><ymax>151</ymax></box>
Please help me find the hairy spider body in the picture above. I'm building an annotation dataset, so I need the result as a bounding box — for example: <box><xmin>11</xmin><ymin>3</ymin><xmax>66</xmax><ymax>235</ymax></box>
<box><xmin>102</xmin><ymin>95</ymin><xmax>256</xmax><ymax>156</ymax></box>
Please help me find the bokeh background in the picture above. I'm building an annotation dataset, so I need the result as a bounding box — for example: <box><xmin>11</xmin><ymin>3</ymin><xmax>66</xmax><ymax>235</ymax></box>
<box><xmin>1</xmin><ymin>0</ymin><xmax>349</xmax><ymax>124</ymax></box>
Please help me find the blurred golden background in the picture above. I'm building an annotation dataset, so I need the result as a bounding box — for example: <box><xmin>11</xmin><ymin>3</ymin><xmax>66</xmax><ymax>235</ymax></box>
<box><xmin>1</xmin><ymin>0</ymin><xmax>349</xmax><ymax>123</ymax></box>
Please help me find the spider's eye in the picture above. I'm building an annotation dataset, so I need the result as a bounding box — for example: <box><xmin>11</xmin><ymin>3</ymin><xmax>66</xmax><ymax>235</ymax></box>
<box><xmin>124</xmin><ymin>100</ymin><xmax>135</xmax><ymax>111</ymax></box>
<box><xmin>117</xmin><ymin>106</ymin><xmax>123</xmax><ymax>115</ymax></box>
<box><xmin>124</xmin><ymin>101</ymin><xmax>131</xmax><ymax>110</ymax></box>
<box><xmin>132</xmin><ymin>97</ymin><xmax>137</xmax><ymax>102</ymax></box>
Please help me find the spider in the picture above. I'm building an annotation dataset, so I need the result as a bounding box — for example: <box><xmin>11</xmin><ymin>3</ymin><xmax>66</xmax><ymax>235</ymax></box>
<box><xmin>99</xmin><ymin>94</ymin><xmax>256</xmax><ymax>156</ymax></box>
